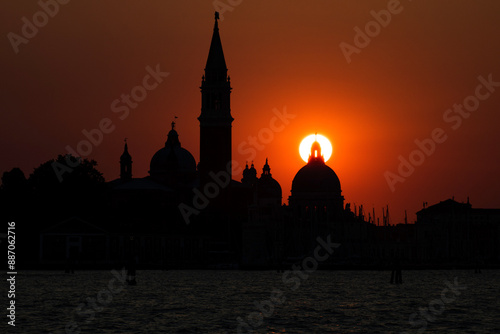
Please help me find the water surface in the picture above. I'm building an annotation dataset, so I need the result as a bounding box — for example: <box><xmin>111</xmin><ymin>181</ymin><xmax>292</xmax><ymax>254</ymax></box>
<box><xmin>14</xmin><ymin>270</ymin><xmax>500</xmax><ymax>333</ymax></box>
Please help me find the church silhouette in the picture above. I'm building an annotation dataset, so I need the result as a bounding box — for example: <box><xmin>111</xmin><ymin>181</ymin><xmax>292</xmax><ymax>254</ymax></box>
<box><xmin>100</xmin><ymin>12</ymin><xmax>358</xmax><ymax>268</ymax></box>
<box><xmin>16</xmin><ymin>12</ymin><xmax>497</xmax><ymax>270</ymax></box>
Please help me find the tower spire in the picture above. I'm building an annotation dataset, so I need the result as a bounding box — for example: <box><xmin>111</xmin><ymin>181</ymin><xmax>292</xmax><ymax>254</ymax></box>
<box><xmin>262</xmin><ymin>158</ymin><xmax>271</xmax><ymax>177</ymax></box>
<box><xmin>120</xmin><ymin>140</ymin><xmax>132</xmax><ymax>181</ymax></box>
<box><xmin>205</xmin><ymin>11</ymin><xmax>227</xmax><ymax>82</ymax></box>
<box><xmin>199</xmin><ymin>12</ymin><xmax>233</xmax><ymax>189</ymax></box>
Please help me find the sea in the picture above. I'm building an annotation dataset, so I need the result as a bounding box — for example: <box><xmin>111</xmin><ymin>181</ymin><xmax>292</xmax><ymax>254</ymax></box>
<box><xmin>9</xmin><ymin>269</ymin><xmax>500</xmax><ymax>333</ymax></box>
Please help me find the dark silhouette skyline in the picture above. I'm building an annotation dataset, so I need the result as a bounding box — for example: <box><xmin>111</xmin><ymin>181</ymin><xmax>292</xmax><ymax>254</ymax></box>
<box><xmin>2</xmin><ymin>2</ymin><xmax>500</xmax><ymax>225</ymax></box>
<box><xmin>2</xmin><ymin>12</ymin><xmax>499</xmax><ymax>272</ymax></box>
<box><xmin>2</xmin><ymin>5</ymin><xmax>500</xmax><ymax>333</ymax></box>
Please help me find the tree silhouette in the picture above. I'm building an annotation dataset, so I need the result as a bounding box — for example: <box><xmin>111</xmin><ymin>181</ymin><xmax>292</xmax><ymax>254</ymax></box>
<box><xmin>27</xmin><ymin>155</ymin><xmax>107</xmax><ymax>226</ymax></box>
<box><xmin>1</xmin><ymin>168</ymin><xmax>29</xmax><ymax>222</ymax></box>
<box><xmin>0</xmin><ymin>156</ymin><xmax>108</xmax><ymax>266</ymax></box>
<box><xmin>1</xmin><ymin>167</ymin><xmax>28</xmax><ymax>193</ymax></box>
<box><xmin>30</xmin><ymin>155</ymin><xmax>104</xmax><ymax>193</ymax></box>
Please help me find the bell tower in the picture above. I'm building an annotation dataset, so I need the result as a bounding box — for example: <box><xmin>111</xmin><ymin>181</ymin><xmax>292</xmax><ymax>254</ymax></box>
<box><xmin>198</xmin><ymin>12</ymin><xmax>234</xmax><ymax>187</ymax></box>
<box><xmin>120</xmin><ymin>139</ymin><xmax>132</xmax><ymax>181</ymax></box>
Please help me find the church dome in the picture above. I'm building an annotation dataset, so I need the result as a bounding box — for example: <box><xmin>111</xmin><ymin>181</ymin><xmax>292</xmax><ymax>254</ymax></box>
<box><xmin>291</xmin><ymin>139</ymin><xmax>341</xmax><ymax>195</ymax></box>
<box><xmin>149</xmin><ymin>122</ymin><xmax>196</xmax><ymax>183</ymax></box>
<box><xmin>291</xmin><ymin>161</ymin><xmax>341</xmax><ymax>195</ymax></box>
<box><xmin>150</xmin><ymin>146</ymin><xmax>196</xmax><ymax>175</ymax></box>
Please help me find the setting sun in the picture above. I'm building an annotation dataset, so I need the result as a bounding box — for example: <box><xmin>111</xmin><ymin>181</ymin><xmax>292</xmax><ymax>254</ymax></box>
<box><xmin>299</xmin><ymin>134</ymin><xmax>333</xmax><ymax>163</ymax></box>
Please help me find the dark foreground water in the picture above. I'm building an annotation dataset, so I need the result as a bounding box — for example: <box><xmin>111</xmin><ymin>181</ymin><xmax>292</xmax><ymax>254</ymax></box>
<box><xmin>9</xmin><ymin>270</ymin><xmax>500</xmax><ymax>333</ymax></box>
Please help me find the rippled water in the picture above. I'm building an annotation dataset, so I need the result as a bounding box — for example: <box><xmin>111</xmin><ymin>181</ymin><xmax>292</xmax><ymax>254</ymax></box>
<box><xmin>12</xmin><ymin>270</ymin><xmax>500</xmax><ymax>333</ymax></box>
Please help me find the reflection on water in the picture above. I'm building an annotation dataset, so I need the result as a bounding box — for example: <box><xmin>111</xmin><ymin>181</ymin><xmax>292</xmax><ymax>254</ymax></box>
<box><xmin>15</xmin><ymin>270</ymin><xmax>500</xmax><ymax>333</ymax></box>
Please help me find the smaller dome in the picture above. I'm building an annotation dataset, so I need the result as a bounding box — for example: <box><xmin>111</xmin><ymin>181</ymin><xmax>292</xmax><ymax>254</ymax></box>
<box><xmin>257</xmin><ymin>159</ymin><xmax>282</xmax><ymax>200</ymax></box>
<box><xmin>149</xmin><ymin>146</ymin><xmax>196</xmax><ymax>175</ymax></box>
<box><xmin>149</xmin><ymin>122</ymin><xmax>196</xmax><ymax>184</ymax></box>
<box><xmin>258</xmin><ymin>177</ymin><xmax>282</xmax><ymax>199</ymax></box>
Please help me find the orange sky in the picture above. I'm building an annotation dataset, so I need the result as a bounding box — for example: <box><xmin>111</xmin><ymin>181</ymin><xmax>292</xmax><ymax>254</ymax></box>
<box><xmin>1</xmin><ymin>1</ymin><xmax>500</xmax><ymax>223</ymax></box>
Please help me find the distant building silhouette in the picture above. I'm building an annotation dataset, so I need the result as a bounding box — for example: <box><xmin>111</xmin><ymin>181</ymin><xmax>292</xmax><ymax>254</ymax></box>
<box><xmin>415</xmin><ymin>198</ymin><xmax>500</xmax><ymax>264</ymax></box>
